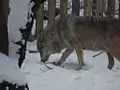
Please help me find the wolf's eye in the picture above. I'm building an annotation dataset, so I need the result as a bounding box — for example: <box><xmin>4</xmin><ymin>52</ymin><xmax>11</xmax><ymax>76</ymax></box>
<box><xmin>95</xmin><ymin>20</ymin><xmax>98</xmax><ymax>23</ymax></box>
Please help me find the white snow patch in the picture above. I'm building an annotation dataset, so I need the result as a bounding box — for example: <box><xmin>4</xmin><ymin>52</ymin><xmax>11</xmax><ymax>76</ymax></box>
<box><xmin>20</xmin><ymin>41</ymin><xmax>120</xmax><ymax>90</ymax></box>
<box><xmin>8</xmin><ymin>0</ymin><xmax>30</xmax><ymax>42</ymax></box>
<box><xmin>0</xmin><ymin>53</ymin><xmax>27</xmax><ymax>85</ymax></box>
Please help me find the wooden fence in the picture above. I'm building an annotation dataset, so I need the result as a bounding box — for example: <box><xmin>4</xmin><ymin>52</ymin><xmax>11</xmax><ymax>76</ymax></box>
<box><xmin>32</xmin><ymin>0</ymin><xmax>119</xmax><ymax>41</ymax></box>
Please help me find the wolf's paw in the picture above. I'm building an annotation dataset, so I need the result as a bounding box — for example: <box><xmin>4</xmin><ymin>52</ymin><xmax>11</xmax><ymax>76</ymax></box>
<box><xmin>41</xmin><ymin>59</ymin><xmax>48</xmax><ymax>63</ymax></box>
<box><xmin>76</xmin><ymin>63</ymin><xmax>89</xmax><ymax>71</ymax></box>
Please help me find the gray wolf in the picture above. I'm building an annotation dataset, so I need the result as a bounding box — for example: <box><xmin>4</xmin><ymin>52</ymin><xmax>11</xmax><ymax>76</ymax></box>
<box><xmin>37</xmin><ymin>15</ymin><xmax>120</xmax><ymax>70</ymax></box>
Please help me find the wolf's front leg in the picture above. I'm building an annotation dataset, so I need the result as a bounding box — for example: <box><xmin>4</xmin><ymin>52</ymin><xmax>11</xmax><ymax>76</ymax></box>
<box><xmin>53</xmin><ymin>48</ymin><xmax>74</xmax><ymax>66</ymax></box>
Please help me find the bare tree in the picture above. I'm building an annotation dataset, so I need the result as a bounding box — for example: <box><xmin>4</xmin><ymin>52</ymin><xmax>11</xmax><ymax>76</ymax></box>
<box><xmin>36</xmin><ymin>3</ymin><xmax>44</xmax><ymax>38</ymax></box>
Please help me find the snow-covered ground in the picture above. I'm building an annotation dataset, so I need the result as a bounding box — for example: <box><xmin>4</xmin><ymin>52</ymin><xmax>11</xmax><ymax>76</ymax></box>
<box><xmin>6</xmin><ymin>0</ymin><xmax>120</xmax><ymax>90</ymax></box>
<box><xmin>22</xmin><ymin>41</ymin><xmax>120</xmax><ymax>90</ymax></box>
<box><xmin>0</xmin><ymin>53</ymin><xmax>27</xmax><ymax>86</ymax></box>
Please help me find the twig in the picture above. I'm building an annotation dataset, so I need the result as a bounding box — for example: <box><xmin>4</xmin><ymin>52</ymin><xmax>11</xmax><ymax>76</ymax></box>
<box><xmin>29</xmin><ymin>50</ymin><xmax>39</xmax><ymax>53</ymax></box>
<box><xmin>45</xmin><ymin>64</ymin><xmax>53</xmax><ymax>69</ymax></box>
<box><xmin>92</xmin><ymin>51</ymin><xmax>103</xmax><ymax>57</ymax></box>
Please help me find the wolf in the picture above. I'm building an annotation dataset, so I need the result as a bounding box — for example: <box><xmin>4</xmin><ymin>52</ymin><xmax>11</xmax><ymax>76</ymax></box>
<box><xmin>37</xmin><ymin>15</ymin><xmax>120</xmax><ymax>70</ymax></box>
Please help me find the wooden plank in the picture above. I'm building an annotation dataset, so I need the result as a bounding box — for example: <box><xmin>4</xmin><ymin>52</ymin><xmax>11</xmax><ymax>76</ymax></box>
<box><xmin>60</xmin><ymin>0</ymin><xmax>68</xmax><ymax>18</ymax></box>
<box><xmin>84</xmin><ymin>0</ymin><xmax>92</xmax><ymax>16</ymax></box>
<box><xmin>119</xmin><ymin>0</ymin><xmax>120</xmax><ymax>18</ymax></box>
<box><xmin>92</xmin><ymin>0</ymin><xmax>104</xmax><ymax>16</ymax></box>
<box><xmin>107</xmin><ymin>0</ymin><xmax>115</xmax><ymax>18</ymax></box>
<box><xmin>36</xmin><ymin>3</ymin><xmax>44</xmax><ymax>36</ymax></box>
<box><xmin>48</xmin><ymin>0</ymin><xmax>56</xmax><ymax>24</ymax></box>
<box><xmin>72</xmin><ymin>0</ymin><xmax>80</xmax><ymax>15</ymax></box>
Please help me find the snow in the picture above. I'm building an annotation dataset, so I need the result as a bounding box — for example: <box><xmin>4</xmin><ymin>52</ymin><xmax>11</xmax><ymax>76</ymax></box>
<box><xmin>0</xmin><ymin>0</ymin><xmax>29</xmax><ymax>87</ymax></box>
<box><xmin>8</xmin><ymin>0</ymin><xmax>30</xmax><ymax>42</ymax></box>
<box><xmin>0</xmin><ymin>53</ymin><xmax>27</xmax><ymax>85</ymax></box>
<box><xmin>20</xmin><ymin>41</ymin><xmax>120</xmax><ymax>90</ymax></box>
<box><xmin>6</xmin><ymin>0</ymin><xmax>120</xmax><ymax>89</ymax></box>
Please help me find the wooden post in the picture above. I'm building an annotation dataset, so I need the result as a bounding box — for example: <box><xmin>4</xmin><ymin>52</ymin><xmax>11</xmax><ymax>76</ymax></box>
<box><xmin>60</xmin><ymin>0</ymin><xmax>68</xmax><ymax>18</ymax></box>
<box><xmin>72</xmin><ymin>0</ymin><xmax>80</xmax><ymax>15</ymax></box>
<box><xmin>92</xmin><ymin>0</ymin><xmax>104</xmax><ymax>16</ymax></box>
<box><xmin>96</xmin><ymin>0</ymin><xmax>104</xmax><ymax>16</ymax></box>
<box><xmin>119</xmin><ymin>0</ymin><xmax>120</xmax><ymax>18</ymax></box>
<box><xmin>84</xmin><ymin>0</ymin><xmax>92</xmax><ymax>16</ymax></box>
<box><xmin>36</xmin><ymin>3</ymin><xmax>44</xmax><ymax>36</ymax></box>
<box><xmin>48</xmin><ymin>0</ymin><xmax>56</xmax><ymax>24</ymax></box>
<box><xmin>107</xmin><ymin>0</ymin><xmax>115</xmax><ymax>18</ymax></box>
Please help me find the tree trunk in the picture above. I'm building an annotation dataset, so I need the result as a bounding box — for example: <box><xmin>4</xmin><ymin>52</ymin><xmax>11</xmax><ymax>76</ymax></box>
<box><xmin>96</xmin><ymin>0</ymin><xmax>104</xmax><ymax>16</ymax></box>
<box><xmin>0</xmin><ymin>0</ymin><xmax>9</xmax><ymax>55</ymax></box>
<box><xmin>119</xmin><ymin>0</ymin><xmax>120</xmax><ymax>18</ymax></box>
<box><xmin>92</xmin><ymin>0</ymin><xmax>104</xmax><ymax>16</ymax></box>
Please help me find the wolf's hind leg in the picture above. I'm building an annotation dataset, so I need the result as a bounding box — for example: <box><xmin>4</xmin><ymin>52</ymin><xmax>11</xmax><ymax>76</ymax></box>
<box><xmin>71</xmin><ymin>37</ymin><xmax>84</xmax><ymax>70</ymax></box>
<box><xmin>107</xmin><ymin>52</ymin><xmax>114</xmax><ymax>70</ymax></box>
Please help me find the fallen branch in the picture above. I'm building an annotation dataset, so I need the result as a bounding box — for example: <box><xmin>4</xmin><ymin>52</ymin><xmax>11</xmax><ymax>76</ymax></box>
<box><xmin>92</xmin><ymin>51</ymin><xmax>103</xmax><ymax>57</ymax></box>
<box><xmin>29</xmin><ymin>50</ymin><xmax>39</xmax><ymax>53</ymax></box>
<box><xmin>45</xmin><ymin>64</ymin><xmax>53</xmax><ymax>70</ymax></box>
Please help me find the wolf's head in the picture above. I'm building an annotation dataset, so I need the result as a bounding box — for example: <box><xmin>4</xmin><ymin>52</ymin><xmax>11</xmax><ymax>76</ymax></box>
<box><xmin>37</xmin><ymin>18</ymin><xmax>65</xmax><ymax>63</ymax></box>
